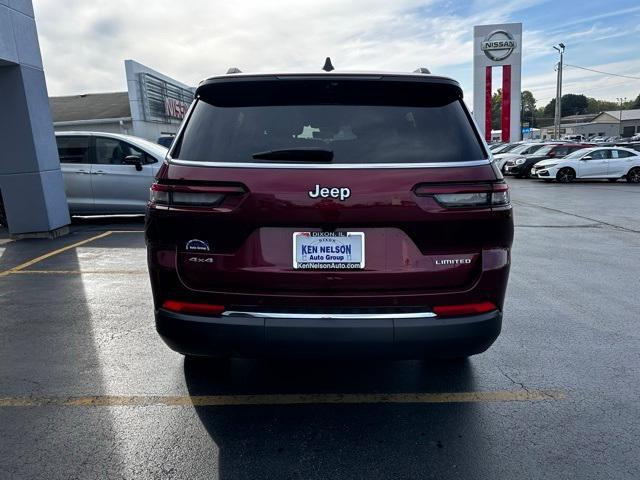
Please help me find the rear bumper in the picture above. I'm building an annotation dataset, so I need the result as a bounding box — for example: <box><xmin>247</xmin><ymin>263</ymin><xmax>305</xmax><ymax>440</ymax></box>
<box><xmin>156</xmin><ymin>308</ymin><xmax>502</xmax><ymax>359</ymax></box>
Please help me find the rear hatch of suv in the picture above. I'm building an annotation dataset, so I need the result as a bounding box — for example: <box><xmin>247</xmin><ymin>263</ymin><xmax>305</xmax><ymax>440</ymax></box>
<box><xmin>147</xmin><ymin>74</ymin><xmax>510</xmax><ymax>303</ymax></box>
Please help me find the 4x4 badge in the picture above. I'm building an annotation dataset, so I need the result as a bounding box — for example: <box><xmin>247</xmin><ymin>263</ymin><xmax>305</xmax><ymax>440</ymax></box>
<box><xmin>188</xmin><ymin>257</ymin><xmax>213</xmax><ymax>263</ymax></box>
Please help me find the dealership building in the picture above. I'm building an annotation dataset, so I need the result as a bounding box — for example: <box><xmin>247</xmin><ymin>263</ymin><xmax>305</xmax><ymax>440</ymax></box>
<box><xmin>49</xmin><ymin>60</ymin><xmax>194</xmax><ymax>142</ymax></box>
<box><xmin>539</xmin><ymin>110</ymin><xmax>640</xmax><ymax>139</ymax></box>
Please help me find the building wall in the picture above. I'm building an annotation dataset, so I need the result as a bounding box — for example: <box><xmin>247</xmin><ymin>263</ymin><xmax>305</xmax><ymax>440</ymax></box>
<box><xmin>541</xmin><ymin>123</ymin><xmax>619</xmax><ymax>139</ymax></box>
<box><xmin>54</xmin><ymin>121</ymin><xmax>133</xmax><ymax>135</ymax></box>
<box><xmin>621</xmin><ymin>120</ymin><xmax>640</xmax><ymax>137</ymax></box>
<box><xmin>566</xmin><ymin>123</ymin><xmax>619</xmax><ymax>138</ymax></box>
<box><xmin>0</xmin><ymin>0</ymin><xmax>70</xmax><ymax>236</ymax></box>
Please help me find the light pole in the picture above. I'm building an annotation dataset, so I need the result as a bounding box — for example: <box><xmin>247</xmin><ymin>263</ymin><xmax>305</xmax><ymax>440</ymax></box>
<box><xmin>553</xmin><ymin>43</ymin><xmax>565</xmax><ymax>139</ymax></box>
<box><xmin>616</xmin><ymin>97</ymin><xmax>627</xmax><ymax>138</ymax></box>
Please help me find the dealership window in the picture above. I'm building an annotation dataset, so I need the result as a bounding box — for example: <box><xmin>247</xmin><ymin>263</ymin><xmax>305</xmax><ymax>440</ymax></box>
<box><xmin>95</xmin><ymin>137</ymin><xmax>146</xmax><ymax>165</ymax></box>
<box><xmin>56</xmin><ymin>136</ymin><xmax>90</xmax><ymax>164</ymax></box>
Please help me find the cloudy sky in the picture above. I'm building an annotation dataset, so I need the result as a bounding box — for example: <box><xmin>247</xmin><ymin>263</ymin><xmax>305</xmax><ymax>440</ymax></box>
<box><xmin>33</xmin><ymin>0</ymin><xmax>640</xmax><ymax>110</ymax></box>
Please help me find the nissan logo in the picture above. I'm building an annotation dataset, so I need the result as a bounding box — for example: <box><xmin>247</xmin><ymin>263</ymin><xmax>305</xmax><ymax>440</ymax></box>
<box><xmin>481</xmin><ymin>30</ymin><xmax>516</xmax><ymax>61</ymax></box>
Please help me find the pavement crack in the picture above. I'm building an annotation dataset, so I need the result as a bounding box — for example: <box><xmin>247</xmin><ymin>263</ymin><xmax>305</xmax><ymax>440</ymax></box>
<box><xmin>497</xmin><ymin>367</ymin><xmax>530</xmax><ymax>393</ymax></box>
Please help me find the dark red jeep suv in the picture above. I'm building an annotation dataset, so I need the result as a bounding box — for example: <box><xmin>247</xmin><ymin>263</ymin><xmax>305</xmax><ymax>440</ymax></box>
<box><xmin>145</xmin><ymin>69</ymin><xmax>514</xmax><ymax>359</ymax></box>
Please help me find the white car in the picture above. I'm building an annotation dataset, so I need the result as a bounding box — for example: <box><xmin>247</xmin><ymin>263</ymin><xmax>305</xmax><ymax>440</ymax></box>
<box><xmin>531</xmin><ymin>147</ymin><xmax>640</xmax><ymax>183</ymax></box>
<box><xmin>493</xmin><ymin>143</ymin><xmax>552</xmax><ymax>171</ymax></box>
<box><xmin>56</xmin><ymin>131</ymin><xmax>168</xmax><ymax>214</ymax></box>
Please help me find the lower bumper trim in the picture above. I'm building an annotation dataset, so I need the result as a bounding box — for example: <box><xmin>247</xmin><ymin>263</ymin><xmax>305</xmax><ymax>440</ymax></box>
<box><xmin>156</xmin><ymin>308</ymin><xmax>502</xmax><ymax>359</ymax></box>
<box><xmin>222</xmin><ymin>310</ymin><xmax>437</xmax><ymax>320</ymax></box>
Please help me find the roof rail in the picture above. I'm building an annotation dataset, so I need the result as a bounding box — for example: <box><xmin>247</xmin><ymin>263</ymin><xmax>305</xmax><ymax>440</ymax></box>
<box><xmin>413</xmin><ymin>67</ymin><xmax>431</xmax><ymax>74</ymax></box>
<box><xmin>226</xmin><ymin>67</ymin><xmax>242</xmax><ymax>74</ymax></box>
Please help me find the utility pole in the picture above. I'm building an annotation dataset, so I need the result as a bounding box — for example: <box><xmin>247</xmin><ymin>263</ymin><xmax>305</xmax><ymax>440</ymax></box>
<box><xmin>553</xmin><ymin>43</ymin><xmax>565</xmax><ymax>139</ymax></box>
<box><xmin>616</xmin><ymin>97</ymin><xmax>627</xmax><ymax>138</ymax></box>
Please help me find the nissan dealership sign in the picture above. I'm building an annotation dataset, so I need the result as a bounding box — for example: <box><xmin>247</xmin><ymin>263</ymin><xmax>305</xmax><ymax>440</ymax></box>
<box><xmin>139</xmin><ymin>72</ymin><xmax>194</xmax><ymax>122</ymax></box>
<box><xmin>473</xmin><ymin>23</ymin><xmax>522</xmax><ymax>143</ymax></box>
<box><xmin>481</xmin><ymin>30</ymin><xmax>516</xmax><ymax>61</ymax></box>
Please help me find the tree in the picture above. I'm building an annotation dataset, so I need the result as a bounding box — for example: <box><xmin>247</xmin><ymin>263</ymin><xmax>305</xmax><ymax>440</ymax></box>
<box><xmin>491</xmin><ymin>89</ymin><xmax>502</xmax><ymax>130</ymax></box>
<box><xmin>586</xmin><ymin>97</ymin><xmax>620</xmax><ymax>114</ymax></box>
<box><xmin>490</xmin><ymin>90</ymin><xmax>537</xmax><ymax>130</ymax></box>
<box><xmin>521</xmin><ymin>90</ymin><xmax>537</xmax><ymax>126</ymax></box>
<box><xmin>542</xmin><ymin>94</ymin><xmax>589</xmax><ymax>118</ymax></box>
<box><xmin>631</xmin><ymin>94</ymin><xmax>640</xmax><ymax>109</ymax></box>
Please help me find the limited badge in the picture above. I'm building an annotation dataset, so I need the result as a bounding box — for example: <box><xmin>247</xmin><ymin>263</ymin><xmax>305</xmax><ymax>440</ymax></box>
<box><xmin>185</xmin><ymin>239</ymin><xmax>210</xmax><ymax>252</ymax></box>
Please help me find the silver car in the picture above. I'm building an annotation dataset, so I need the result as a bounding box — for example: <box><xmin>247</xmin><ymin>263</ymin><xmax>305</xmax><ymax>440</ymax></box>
<box><xmin>56</xmin><ymin>132</ymin><xmax>167</xmax><ymax>214</ymax></box>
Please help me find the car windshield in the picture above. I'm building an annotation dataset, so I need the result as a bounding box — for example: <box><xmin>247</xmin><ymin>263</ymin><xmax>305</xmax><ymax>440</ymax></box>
<box><xmin>509</xmin><ymin>144</ymin><xmax>540</xmax><ymax>154</ymax></box>
<box><xmin>173</xmin><ymin>79</ymin><xmax>487</xmax><ymax>164</ymax></box>
<box><xmin>534</xmin><ymin>145</ymin><xmax>555</xmax><ymax>156</ymax></box>
<box><xmin>492</xmin><ymin>143</ymin><xmax>515</xmax><ymax>154</ymax></box>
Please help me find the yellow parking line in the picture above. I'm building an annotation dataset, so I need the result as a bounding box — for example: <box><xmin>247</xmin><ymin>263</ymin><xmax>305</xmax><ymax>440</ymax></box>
<box><xmin>0</xmin><ymin>231</ymin><xmax>113</xmax><ymax>277</ymax></box>
<box><xmin>13</xmin><ymin>269</ymin><xmax>147</xmax><ymax>275</ymax></box>
<box><xmin>0</xmin><ymin>390</ymin><xmax>565</xmax><ymax>407</ymax></box>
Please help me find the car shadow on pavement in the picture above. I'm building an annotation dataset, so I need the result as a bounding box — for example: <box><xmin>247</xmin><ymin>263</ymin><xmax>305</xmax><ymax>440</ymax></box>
<box><xmin>184</xmin><ymin>357</ymin><xmax>489</xmax><ymax>480</ymax></box>
<box><xmin>0</xmin><ymin>239</ymin><xmax>126</xmax><ymax>479</ymax></box>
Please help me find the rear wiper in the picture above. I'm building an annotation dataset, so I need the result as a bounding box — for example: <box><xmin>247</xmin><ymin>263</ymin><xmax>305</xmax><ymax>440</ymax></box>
<box><xmin>252</xmin><ymin>148</ymin><xmax>334</xmax><ymax>162</ymax></box>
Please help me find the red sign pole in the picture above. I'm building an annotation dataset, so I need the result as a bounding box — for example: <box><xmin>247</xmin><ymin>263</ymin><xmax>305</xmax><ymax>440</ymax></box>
<box><xmin>502</xmin><ymin>65</ymin><xmax>511</xmax><ymax>142</ymax></box>
<box><xmin>485</xmin><ymin>66</ymin><xmax>492</xmax><ymax>142</ymax></box>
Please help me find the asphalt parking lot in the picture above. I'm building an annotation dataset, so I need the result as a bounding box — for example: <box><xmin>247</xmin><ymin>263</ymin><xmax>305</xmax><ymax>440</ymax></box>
<box><xmin>0</xmin><ymin>178</ymin><xmax>638</xmax><ymax>480</ymax></box>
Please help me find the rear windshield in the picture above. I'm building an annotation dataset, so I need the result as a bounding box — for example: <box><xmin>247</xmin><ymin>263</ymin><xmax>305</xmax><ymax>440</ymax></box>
<box><xmin>173</xmin><ymin>79</ymin><xmax>487</xmax><ymax>165</ymax></box>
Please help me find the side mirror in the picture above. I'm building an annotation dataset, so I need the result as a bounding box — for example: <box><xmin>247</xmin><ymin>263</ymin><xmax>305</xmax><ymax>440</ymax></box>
<box><xmin>124</xmin><ymin>155</ymin><xmax>143</xmax><ymax>171</ymax></box>
<box><xmin>581</xmin><ymin>155</ymin><xmax>593</xmax><ymax>160</ymax></box>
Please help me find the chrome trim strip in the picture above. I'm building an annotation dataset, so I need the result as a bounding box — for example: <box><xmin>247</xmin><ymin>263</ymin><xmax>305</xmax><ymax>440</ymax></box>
<box><xmin>167</xmin><ymin>159</ymin><xmax>491</xmax><ymax>169</ymax></box>
<box><xmin>221</xmin><ymin>311</ymin><xmax>437</xmax><ymax>319</ymax></box>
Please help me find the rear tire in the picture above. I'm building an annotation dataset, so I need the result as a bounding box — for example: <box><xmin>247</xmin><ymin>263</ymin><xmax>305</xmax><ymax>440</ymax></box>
<box><xmin>556</xmin><ymin>167</ymin><xmax>576</xmax><ymax>183</ymax></box>
<box><xmin>627</xmin><ymin>167</ymin><xmax>640</xmax><ymax>183</ymax></box>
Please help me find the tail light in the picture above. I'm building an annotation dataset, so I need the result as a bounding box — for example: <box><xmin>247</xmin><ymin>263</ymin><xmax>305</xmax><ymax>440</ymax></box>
<box><xmin>162</xmin><ymin>300</ymin><xmax>225</xmax><ymax>316</ymax></box>
<box><xmin>415</xmin><ymin>183</ymin><xmax>510</xmax><ymax>208</ymax></box>
<box><xmin>433</xmin><ymin>301</ymin><xmax>497</xmax><ymax>317</ymax></box>
<box><xmin>150</xmin><ymin>183</ymin><xmax>245</xmax><ymax>207</ymax></box>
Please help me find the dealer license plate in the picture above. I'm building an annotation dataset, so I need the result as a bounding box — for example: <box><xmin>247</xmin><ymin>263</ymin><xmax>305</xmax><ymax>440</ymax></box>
<box><xmin>293</xmin><ymin>232</ymin><xmax>365</xmax><ymax>269</ymax></box>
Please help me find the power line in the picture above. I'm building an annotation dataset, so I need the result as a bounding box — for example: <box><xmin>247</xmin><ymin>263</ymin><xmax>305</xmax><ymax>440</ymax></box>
<box><xmin>563</xmin><ymin>64</ymin><xmax>640</xmax><ymax>81</ymax></box>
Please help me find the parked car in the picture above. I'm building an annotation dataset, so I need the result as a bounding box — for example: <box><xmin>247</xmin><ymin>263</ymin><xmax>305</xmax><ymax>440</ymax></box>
<box><xmin>504</xmin><ymin>143</ymin><xmax>593</xmax><ymax>178</ymax></box>
<box><xmin>56</xmin><ymin>132</ymin><xmax>168</xmax><ymax>214</ymax></box>
<box><xmin>157</xmin><ymin>135</ymin><xmax>175</xmax><ymax>148</ymax></box>
<box><xmin>493</xmin><ymin>143</ymin><xmax>557</xmax><ymax>172</ymax></box>
<box><xmin>490</xmin><ymin>142</ymin><xmax>521</xmax><ymax>155</ymax></box>
<box><xmin>614</xmin><ymin>142</ymin><xmax>640</xmax><ymax>153</ymax></box>
<box><xmin>531</xmin><ymin>147</ymin><xmax>640</xmax><ymax>183</ymax></box>
<box><xmin>145</xmin><ymin>68</ymin><xmax>514</xmax><ymax>360</ymax></box>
